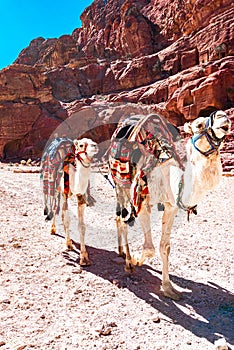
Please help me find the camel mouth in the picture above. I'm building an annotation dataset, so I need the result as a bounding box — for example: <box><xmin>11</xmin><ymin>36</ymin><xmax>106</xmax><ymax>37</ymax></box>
<box><xmin>220</xmin><ymin>124</ymin><xmax>230</xmax><ymax>133</ymax></box>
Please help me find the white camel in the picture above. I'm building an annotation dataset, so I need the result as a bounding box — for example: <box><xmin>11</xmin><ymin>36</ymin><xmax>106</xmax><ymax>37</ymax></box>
<box><xmin>109</xmin><ymin>110</ymin><xmax>231</xmax><ymax>300</ymax></box>
<box><xmin>50</xmin><ymin>138</ymin><xmax>98</xmax><ymax>266</ymax></box>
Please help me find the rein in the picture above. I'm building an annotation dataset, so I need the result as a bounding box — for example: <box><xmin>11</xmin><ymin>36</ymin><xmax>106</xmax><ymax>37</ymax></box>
<box><xmin>177</xmin><ymin>177</ymin><xmax>197</xmax><ymax>221</ymax></box>
<box><xmin>98</xmin><ymin>164</ymin><xmax>115</xmax><ymax>189</ymax></box>
<box><xmin>76</xmin><ymin>153</ymin><xmax>91</xmax><ymax>168</ymax></box>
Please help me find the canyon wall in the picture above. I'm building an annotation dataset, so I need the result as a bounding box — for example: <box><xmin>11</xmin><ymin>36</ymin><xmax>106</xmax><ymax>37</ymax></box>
<box><xmin>0</xmin><ymin>0</ymin><xmax>233</xmax><ymax>164</ymax></box>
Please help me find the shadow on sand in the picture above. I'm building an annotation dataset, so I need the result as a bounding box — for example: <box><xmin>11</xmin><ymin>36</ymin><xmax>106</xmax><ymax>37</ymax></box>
<box><xmin>53</xmin><ymin>236</ymin><xmax>234</xmax><ymax>347</ymax></box>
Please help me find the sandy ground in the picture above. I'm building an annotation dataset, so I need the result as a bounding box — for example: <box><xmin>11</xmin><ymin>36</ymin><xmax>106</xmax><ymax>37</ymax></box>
<box><xmin>0</xmin><ymin>164</ymin><xmax>233</xmax><ymax>350</ymax></box>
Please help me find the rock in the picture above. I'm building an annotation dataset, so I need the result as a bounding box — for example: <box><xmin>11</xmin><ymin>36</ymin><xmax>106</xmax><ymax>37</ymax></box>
<box><xmin>152</xmin><ymin>316</ymin><xmax>161</xmax><ymax>323</ymax></box>
<box><xmin>0</xmin><ymin>0</ymin><xmax>233</xmax><ymax>168</ymax></box>
<box><xmin>112</xmin><ymin>279</ymin><xmax>120</xmax><ymax>287</ymax></box>
<box><xmin>17</xmin><ymin>346</ymin><xmax>27</xmax><ymax>350</ymax></box>
<box><xmin>99</xmin><ymin>326</ymin><xmax>111</xmax><ymax>336</ymax></box>
<box><xmin>74</xmin><ymin>289</ymin><xmax>82</xmax><ymax>295</ymax></box>
<box><xmin>72</xmin><ymin>268</ymin><xmax>82</xmax><ymax>274</ymax></box>
<box><xmin>214</xmin><ymin>338</ymin><xmax>228</xmax><ymax>350</ymax></box>
<box><xmin>12</xmin><ymin>243</ymin><xmax>22</xmax><ymax>248</ymax></box>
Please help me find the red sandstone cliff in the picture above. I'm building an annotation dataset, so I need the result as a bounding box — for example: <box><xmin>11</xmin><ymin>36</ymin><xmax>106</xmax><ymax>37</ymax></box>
<box><xmin>0</xmin><ymin>0</ymin><xmax>233</xmax><ymax>165</ymax></box>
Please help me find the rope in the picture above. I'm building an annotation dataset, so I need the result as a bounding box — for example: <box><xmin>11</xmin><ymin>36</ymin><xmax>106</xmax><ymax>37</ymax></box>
<box><xmin>97</xmin><ymin>164</ymin><xmax>115</xmax><ymax>189</ymax></box>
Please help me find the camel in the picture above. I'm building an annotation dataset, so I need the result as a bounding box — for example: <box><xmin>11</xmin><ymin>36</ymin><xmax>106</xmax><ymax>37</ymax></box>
<box><xmin>109</xmin><ymin>110</ymin><xmax>231</xmax><ymax>300</ymax></box>
<box><xmin>49</xmin><ymin>138</ymin><xmax>98</xmax><ymax>266</ymax></box>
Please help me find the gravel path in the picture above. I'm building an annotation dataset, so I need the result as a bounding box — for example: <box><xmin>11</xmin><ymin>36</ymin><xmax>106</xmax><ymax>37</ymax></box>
<box><xmin>0</xmin><ymin>164</ymin><xmax>233</xmax><ymax>350</ymax></box>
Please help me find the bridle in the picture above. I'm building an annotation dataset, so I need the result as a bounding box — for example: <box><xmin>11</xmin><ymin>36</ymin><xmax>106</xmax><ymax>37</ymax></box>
<box><xmin>177</xmin><ymin>111</ymin><xmax>228</xmax><ymax>219</ymax></box>
<box><xmin>191</xmin><ymin>111</ymin><xmax>226</xmax><ymax>157</ymax></box>
<box><xmin>75</xmin><ymin>143</ymin><xmax>92</xmax><ymax>168</ymax></box>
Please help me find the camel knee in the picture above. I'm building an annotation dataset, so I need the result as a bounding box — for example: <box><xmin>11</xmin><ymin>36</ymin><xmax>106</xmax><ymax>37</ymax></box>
<box><xmin>160</xmin><ymin>241</ymin><xmax>170</xmax><ymax>257</ymax></box>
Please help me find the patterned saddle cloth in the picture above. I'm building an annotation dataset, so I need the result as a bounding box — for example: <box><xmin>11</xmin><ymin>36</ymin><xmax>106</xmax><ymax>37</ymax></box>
<box><xmin>109</xmin><ymin>116</ymin><xmax>143</xmax><ymax>187</ymax></box>
<box><xmin>109</xmin><ymin>114</ymin><xmax>183</xmax><ymax>214</ymax></box>
<box><xmin>41</xmin><ymin>137</ymin><xmax>74</xmax><ymax>219</ymax></box>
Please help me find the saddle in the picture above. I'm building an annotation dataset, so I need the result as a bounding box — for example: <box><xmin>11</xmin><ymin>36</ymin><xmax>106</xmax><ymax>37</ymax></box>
<box><xmin>41</xmin><ymin>137</ymin><xmax>73</xmax><ymax>219</ymax></box>
<box><xmin>109</xmin><ymin>114</ymin><xmax>183</xmax><ymax>214</ymax></box>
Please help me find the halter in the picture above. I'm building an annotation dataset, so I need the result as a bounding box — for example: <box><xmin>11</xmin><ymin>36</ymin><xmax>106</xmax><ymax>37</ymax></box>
<box><xmin>178</xmin><ymin>111</ymin><xmax>227</xmax><ymax>219</ymax></box>
<box><xmin>191</xmin><ymin>112</ymin><xmax>225</xmax><ymax>157</ymax></box>
<box><xmin>75</xmin><ymin>143</ymin><xmax>92</xmax><ymax>168</ymax></box>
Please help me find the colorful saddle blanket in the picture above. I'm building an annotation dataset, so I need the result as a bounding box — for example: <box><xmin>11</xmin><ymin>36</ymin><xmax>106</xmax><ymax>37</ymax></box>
<box><xmin>41</xmin><ymin>137</ymin><xmax>73</xmax><ymax>218</ymax></box>
<box><xmin>109</xmin><ymin>113</ymin><xmax>183</xmax><ymax>214</ymax></box>
<box><xmin>109</xmin><ymin>116</ymin><xmax>143</xmax><ymax>187</ymax></box>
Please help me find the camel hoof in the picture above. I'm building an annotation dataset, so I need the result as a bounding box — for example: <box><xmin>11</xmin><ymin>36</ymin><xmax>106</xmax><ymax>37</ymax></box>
<box><xmin>50</xmin><ymin>225</ymin><xmax>56</xmax><ymax>235</ymax></box>
<box><xmin>66</xmin><ymin>239</ymin><xmax>73</xmax><ymax>250</ymax></box>
<box><xmin>131</xmin><ymin>255</ymin><xmax>142</xmax><ymax>266</ymax></box>
<box><xmin>124</xmin><ymin>261</ymin><xmax>135</xmax><ymax>273</ymax></box>
<box><xmin>79</xmin><ymin>251</ymin><xmax>90</xmax><ymax>266</ymax></box>
<box><xmin>131</xmin><ymin>248</ymin><xmax>155</xmax><ymax>266</ymax></box>
<box><xmin>80</xmin><ymin>257</ymin><xmax>91</xmax><ymax>266</ymax></box>
<box><xmin>162</xmin><ymin>284</ymin><xmax>183</xmax><ymax>301</ymax></box>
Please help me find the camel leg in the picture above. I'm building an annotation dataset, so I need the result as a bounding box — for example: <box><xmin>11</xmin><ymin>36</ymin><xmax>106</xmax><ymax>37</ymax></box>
<box><xmin>133</xmin><ymin>200</ymin><xmax>155</xmax><ymax>266</ymax></box>
<box><xmin>77</xmin><ymin>197</ymin><xmax>90</xmax><ymax>266</ymax></box>
<box><xmin>116</xmin><ymin>202</ymin><xmax>125</xmax><ymax>258</ymax></box>
<box><xmin>117</xmin><ymin>217</ymin><xmax>125</xmax><ymax>259</ymax></box>
<box><xmin>50</xmin><ymin>214</ymin><xmax>56</xmax><ymax>235</ymax></box>
<box><xmin>160</xmin><ymin>202</ymin><xmax>182</xmax><ymax>300</ymax></box>
<box><xmin>44</xmin><ymin>193</ymin><xmax>49</xmax><ymax>216</ymax></box>
<box><xmin>116</xmin><ymin>215</ymin><xmax>134</xmax><ymax>273</ymax></box>
<box><xmin>115</xmin><ymin>187</ymin><xmax>134</xmax><ymax>272</ymax></box>
<box><xmin>62</xmin><ymin>197</ymin><xmax>73</xmax><ymax>250</ymax></box>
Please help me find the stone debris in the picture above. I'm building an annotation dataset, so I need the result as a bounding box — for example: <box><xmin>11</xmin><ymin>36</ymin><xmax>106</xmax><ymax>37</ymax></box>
<box><xmin>214</xmin><ymin>338</ymin><xmax>228</xmax><ymax>350</ymax></box>
<box><xmin>152</xmin><ymin>316</ymin><xmax>161</xmax><ymax>323</ymax></box>
<box><xmin>0</xmin><ymin>162</ymin><xmax>233</xmax><ymax>350</ymax></box>
<box><xmin>98</xmin><ymin>322</ymin><xmax>117</xmax><ymax>336</ymax></box>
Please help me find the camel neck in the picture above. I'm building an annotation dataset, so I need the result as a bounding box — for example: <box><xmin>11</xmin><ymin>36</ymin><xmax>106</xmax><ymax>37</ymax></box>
<box><xmin>181</xmin><ymin>143</ymin><xmax>222</xmax><ymax>208</ymax></box>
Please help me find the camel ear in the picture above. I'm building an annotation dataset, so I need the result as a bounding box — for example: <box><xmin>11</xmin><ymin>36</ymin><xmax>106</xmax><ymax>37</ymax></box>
<box><xmin>73</xmin><ymin>139</ymin><xmax>79</xmax><ymax>147</ymax></box>
<box><xmin>184</xmin><ymin>122</ymin><xmax>193</xmax><ymax>135</ymax></box>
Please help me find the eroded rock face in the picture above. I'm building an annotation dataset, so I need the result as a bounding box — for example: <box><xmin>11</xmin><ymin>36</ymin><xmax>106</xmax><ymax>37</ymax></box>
<box><xmin>0</xmin><ymin>0</ymin><xmax>233</xmax><ymax>164</ymax></box>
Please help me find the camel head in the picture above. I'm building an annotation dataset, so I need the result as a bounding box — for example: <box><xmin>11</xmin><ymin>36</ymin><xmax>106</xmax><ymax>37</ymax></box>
<box><xmin>73</xmin><ymin>138</ymin><xmax>98</xmax><ymax>163</ymax></box>
<box><xmin>184</xmin><ymin>111</ymin><xmax>231</xmax><ymax>156</ymax></box>
<box><xmin>208</xmin><ymin>110</ymin><xmax>231</xmax><ymax>139</ymax></box>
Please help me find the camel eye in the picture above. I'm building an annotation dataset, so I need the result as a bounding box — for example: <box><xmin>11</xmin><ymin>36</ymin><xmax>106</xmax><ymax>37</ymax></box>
<box><xmin>197</xmin><ymin>123</ymin><xmax>203</xmax><ymax>129</ymax></box>
<box><xmin>80</xmin><ymin>144</ymin><xmax>84</xmax><ymax>148</ymax></box>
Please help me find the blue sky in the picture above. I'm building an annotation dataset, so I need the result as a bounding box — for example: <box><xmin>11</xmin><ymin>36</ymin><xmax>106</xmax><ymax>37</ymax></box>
<box><xmin>0</xmin><ymin>0</ymin><xmax>94</xmax><ymax>69</ymax></box>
